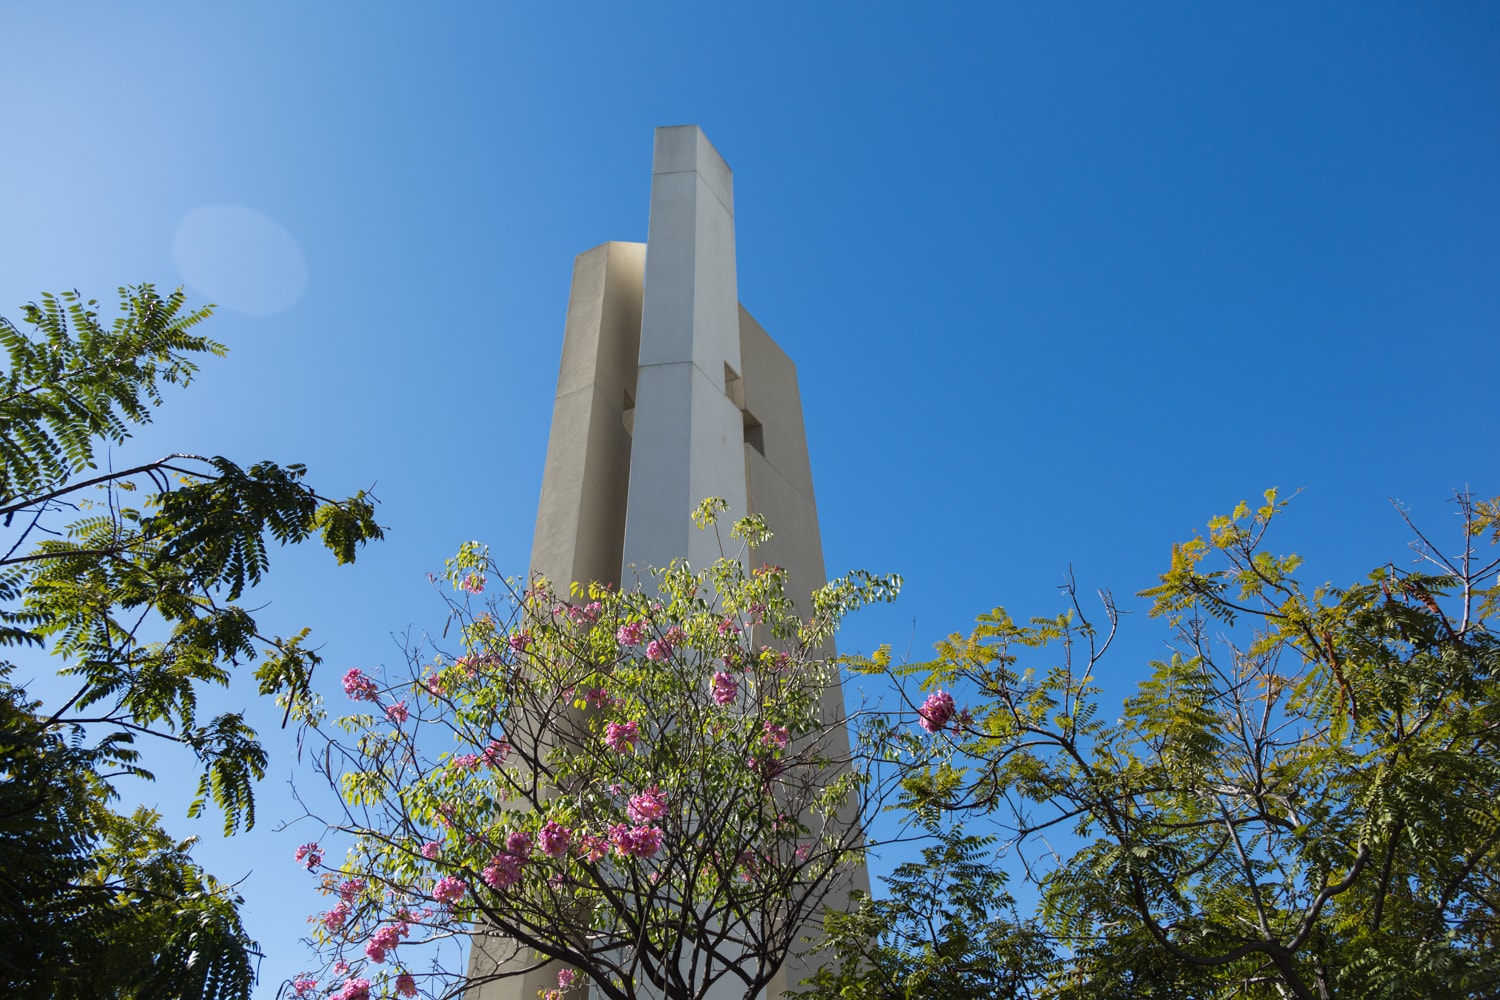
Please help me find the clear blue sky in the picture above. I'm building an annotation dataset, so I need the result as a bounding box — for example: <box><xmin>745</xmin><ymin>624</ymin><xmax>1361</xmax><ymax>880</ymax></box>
<box><xmin>4</xmin><ymin>3</ymin><xmax>1498</xmax><ymax>994</ymax></box>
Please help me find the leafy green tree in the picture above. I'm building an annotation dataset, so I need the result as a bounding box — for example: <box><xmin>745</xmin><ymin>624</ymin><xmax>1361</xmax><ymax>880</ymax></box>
<box><xmin>290</xmin><ymin>501</ymin><xmax>900</xmax><ymax>1000</ymax></box>
<box><xmin>0</xmin><ymin>287</ymin><xmax>383</xmax><ymax>998</ymax></box>
<box><xmin>815</xmin><ymin>490</ymin><xmax>1500</xmax><ymax>1000</ymax></box>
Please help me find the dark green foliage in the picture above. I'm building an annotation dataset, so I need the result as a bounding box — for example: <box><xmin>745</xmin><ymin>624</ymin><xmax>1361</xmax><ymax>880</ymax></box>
<box><xmin>799</xmin><ymin>831</ymin><xmax>1053</xmax><ymax>1000</ymax></box>
<box><xmin>817</xmin><ymin>492</ymin><xmax>1500</xmax><ymax>1000</ymax></box>
<box><xmin>0</xmin><ymin>287</ymin><xmax>382</xmax><ymax>998</ymax></box>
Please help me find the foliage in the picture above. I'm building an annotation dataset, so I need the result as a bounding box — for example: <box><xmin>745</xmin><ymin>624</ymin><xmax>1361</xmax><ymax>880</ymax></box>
<box><xmin>799</xmin><ymin>829</ymin><xmax>1053</xmax><ymax>1000</ymax></box>
<box><xmin>0</xmin><ymin>287</ymin><xmax>383</xmax><ymax>997</ymax></box>
<box><xmin>816</xmin><ymin>490</ymin><xmax>1500</xmax><ymax>1000</ymax></box>
<box><xmin>292</xmin><ymin>500</ymin><xmax>901</xmax><ymax>1000</ymax></box>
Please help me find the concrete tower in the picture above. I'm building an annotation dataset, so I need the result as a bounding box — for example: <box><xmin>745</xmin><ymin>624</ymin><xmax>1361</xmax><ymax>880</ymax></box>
<box><xmin>468</xmin><ymin>126</ymin><xmax>860</xmax><ymax>1000</ymax></box>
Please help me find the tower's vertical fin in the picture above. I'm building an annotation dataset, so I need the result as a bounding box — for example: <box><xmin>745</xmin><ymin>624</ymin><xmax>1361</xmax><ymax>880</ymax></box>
<box><xmin>622</xmin><ymin>125</ymin><xmax>748</xmax><ymax>577</ymax></box>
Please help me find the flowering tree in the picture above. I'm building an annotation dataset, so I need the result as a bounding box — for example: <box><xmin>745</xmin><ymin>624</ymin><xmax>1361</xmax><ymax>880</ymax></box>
<box><xmin>288</xmin><ymin>501</ymin><xmax>900</xmax><ymax>1000</ymax></box>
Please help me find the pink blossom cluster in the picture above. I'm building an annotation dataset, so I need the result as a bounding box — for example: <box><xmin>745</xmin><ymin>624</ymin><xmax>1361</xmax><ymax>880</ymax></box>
<box><xmin>508</xmin><ymin>631</ymin><xmax>531</xmax><ymax>653</ymax></box>
<box><xmin>460</xmin><ymin>573</ymin><xmax>485</xmax><ymax>594</ymax></box>
<box><xmin>292</xmin><ymin>978</ymin><xmax>318</xmax><ymax>996</ymax></box>
<box><xmin>626</xmin><ymin>786</ymin><xmax>667</xmax><ymax>824</ymax></box>
<box><xmin>711</xmin><ymin>671</ymin><xmax>738</xmax><ymax>706</ymax></box>
<box><xmin>423</xmin><ymin>672</ymin><xmax>446</xmax><ymax>698</ymax></box>
<box><xmin>450</xmin><ymin>753</ymin><xmax>481</xmax><ymax>772</ymax></box>
<box><xmin>604</xmin><ymin>720</ymin><xmax>639</xmax><ymax>753</ymax></box>
<box><xmin>481</xmin><ymin>739</ymin><xmax>509</xmax><ymax>768</ymax></box>
<box><xmin>645</xmin><ymin>637</ymin><xmax>673</xmax><ymax>662</ymax></box>
<box><xmin>420</xmin><ymin>840</ymin><xmax>442</xmax><ymax>860</ymax></box>
<box><xmin>396</xmin><ymin>972</ymin><xmax>418</xmax><ymax>998</ymax></box>
<box><xmin>331</xmin><ymin>978</ymin><xmax>371</xmax><ymax>1000</ymax></box>
<box><xmin>364</xmin><ymin>923</ymin><xmax>403</xmax><ymax>963</ymax></box>
<box><xmin>323</xmin><ymin>902</ymin><xmax>350</xmax><ymax>931</ymax></box>
<box><xmin>609</xmin><ymin>822</ymin><xmax>664</xmax><ymax>859</ymax></box>
<box><xmin>918</xmin><ymin>689</ymin><xmax>957</xmax><ymax>733</ymax></box>
<box><xmin>538</xmin><ymin>820</ymin><xmax>572</xmax><ymax>857</ymax></box>
<box><xmin>482</xmin><ymin>853</ymin><xmax>524</xmax><ymax>890</ymax></box>
<box><xmin>294</xmin><ymin>842</ymin><xmax>322</xmax><ymax>870</ymax></box>
<box><xmin>577</xmin><ymin>832</ymin><xmax>609</xmax><ymax>863</ymax></box>
<box><xmin>342</xmin><ymin>668</ymin><xmax>379</xmax><ymax>702</ymax></box>
<box><xmin>338</xmin><ymin>878</ymin><xmax>366</xmax><ymax>903</ymax></box>
<box><xmin>760</xmin><ymin>722</ymin><xmax>790</xmax><ymax>751</ymax></box>
<box><xmin>432</xmin><ymin>875</ymin><xmax>466</xmax><ymax>904</ymax></box>
<box><xmin>568</xmin><ymin>601</ymin><xmax>602</xmax><ymax>625</ymax></box>
<box><xmin>558</xmin><ymin>968</ymin><xmax>578</xmax><ymax>990</ymax></box>
<box><xmin>615</xmin><ymin>620</ymin><xmax>646</xmax><ymax>646</ymax></box>
<box><xmin>716</xmin><ymin>617</ymin><xmax>742</xmax><ymax>637</ymax></box>
<box><xmin>385</xmin><ymin>701</ymin><xmax>409</xmax><ymax>724</ymax></box>
<box><xmin>584</xmin><ymin>686</ymin><xmax>612</xmax><ymax>708</ymax></box>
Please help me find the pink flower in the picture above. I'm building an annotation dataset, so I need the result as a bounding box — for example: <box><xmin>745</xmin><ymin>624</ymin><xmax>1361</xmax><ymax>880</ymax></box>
<box><xmin>292</xmin><ymin>978</ymin><xmax>318</xmax><ymax>996</ymax></box>
<box><xmin>385</xmin><ymin>700</ymin><xmax>409</xmax><ymax>724</ymax></box>
<box><xmin>627</xmin><ymin>786</ymin><xmax>667</xmax><ymax>824</ymax></box>
<box><xmin>294</xmin><ymin>842</ymin><xmax>322</xmax><ymax>870</ymax></box>
<box><xmin>396</xmin><ymin>972</ymin><xmax>418</xmax><ymax>998</ymax></box>
<box><xmin>711</xmin><ymin>671</ymin><xmax>738</xmax><ymax>706</ymax></box>
<box><xmin>333</xmin><ymin>959</ymin><xmax>350</xmax><ymax>976</ymax></box>
<box><xmin>432</xmin><ymin>876</ymin><xmax>466</xmax><ymax>904</ymax></box>
<box><xmin>604</xmin><ymin>720</ymin><xmax>639</xmax><ymax>753</ymax></box>
<box><xmin>538</xmin><ymin>821</ymin><xmax>572</xmax><ymax>858</ymax></box>
<box><xmin>918</xmin><ymin>689</ymin><xmax>957</xmax><ymax>733</ymax></box>
<box><xmin>371</xmin><ymin>925</ymin><xmax>401</xmax><ymax>951</ymax></box>
<box><xmin>506</xmin><ymin>830</ymin><xmax>534</xmax><ymax>857</ymax></box>
<box><xmin>584</xmin><ymin>686</ymin><xmax>612</xmax><ymax>708</ymax></box>
<box><xmin>664</xmin><ymin>625</ymin><xmax>686</xmax><ymax>644</ymax></box>
<box><xmin>342</xmin><ymin>668</ymin><xmax>379</xmax><ymax>702</ymax></box>
<box><xmin>338</xmin><ymin>878</ymin><xmax>366</xmax><ymax>903</ymax></box>
<box><xmin>615</xmin><ymin>621</ymin><xmax>646</xmax><ymax>646</ymax></box>
<box><xmin>578</xmin><ymin>832</ymin><xmax>609</xmax><ymax>863</ymax></box>
<box><xmin>333</xmin><ymin>979</ymin><xmax>371</xmax><ymax>1000</ymax></box>
<box><xmin>450</xmin><ymin>753</ymin><xmax>481</xmax><ymax>772</ymax></box>
<box><xmin>482</xmin><ymin>739</ymin><xmax>510</xmax><ymax>768</ymax></box>
<box><xmin>482</xmin><ymin>853</ymin><xmax>524</xmax><ymax>890</ymax></box>
<box><xmin>364</xmin><ymin>940</ymin><xmax>388</xmax><ymax>964</ymax></box>
<box><xmin>628</xmin><ymin>825</ymin><xmax>663</xmax><ymax>858</ymax></box>
<box><xmin>424</xmin><ymin>672</ymin><xmax>446</xmax><ymax>698</ymax></box>
<box><xmin>716</xmin><ymin>617</ymin><xmax>741</xmax><ymax>636</ymax></box>
<box><xmin>508</xmin><ymin>631</ymin><xmax>531</xmax><ymax>653</ymax></box>
<box><xmin>421</xmin><ymin>840</ymin><xmax>442</xmax><ymax>860</ymax></box>
<box><xmin>609</xmin><ymin>823</ymin><xmax>664</xmax><ymax>859</ymax></box>
<box><xmin>760</xmin><ymin>722</ymin><xmax>790</xmax><ymax>751</ymax></box>
<box><xmin>323</xmin><ymin>902</ymin><xmax>350</xmax><ymax>932</ymax></box>
<box><xmin>645</xmin><ymin>638</ymin><xmax>672</xmax><ymax>662</ymax></box>
<box><xmin>558</xmin><ymin>968</ymin><xmax>578</xmax><ymax>990</ymax></box>
<box><xmin>461</xmin><ymin>573</ymin><xmax>485</xmax><ymax>594</ymax></box>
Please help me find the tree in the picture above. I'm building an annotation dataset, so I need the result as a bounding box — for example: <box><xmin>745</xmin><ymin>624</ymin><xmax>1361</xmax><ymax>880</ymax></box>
<box><xmin>0</xmin><ymin>287</ymin><xmax>383</xmax><ymax>998</ymax></box>
<box><xmin>290</xmin><ymin>500</ymin><xmax>901</xmax><ymax>1000</ymax></box>
<box><xmin>810</xmin><ymin>490</ymin><xmax>1500</xmax><ymax>1000</ymax></box>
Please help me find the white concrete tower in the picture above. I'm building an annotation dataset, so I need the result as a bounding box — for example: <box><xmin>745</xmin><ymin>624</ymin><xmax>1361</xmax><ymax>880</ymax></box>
<box><xmin>469</xmin><ymin>126</ymin><xmax>858</xmax><ymax>1000</ymax></box>
<box><xmin>623</xmin><ymin>126</ymin><xmax>748</xmax><ymax>574</ymax></box>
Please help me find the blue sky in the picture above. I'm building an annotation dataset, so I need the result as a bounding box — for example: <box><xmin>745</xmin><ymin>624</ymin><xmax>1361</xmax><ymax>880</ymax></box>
<box><xmin>4</xmin><ymin>2</ymin><xmax>1498</xmax><ymax>994</ymax></box>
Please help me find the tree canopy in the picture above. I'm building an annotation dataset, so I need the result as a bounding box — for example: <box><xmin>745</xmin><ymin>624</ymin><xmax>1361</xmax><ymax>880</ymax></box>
<box><xmin>809</xmin><ymin>490</ymin><xmax>1500</xmax><ymax>1000</ymax></box>
<box><xmin>0</xmin><ymin>287</ymin><xmax>383</xmax><ymax>999</ymax></box>
<box><xmin>289</xmin><ymin>500</ymin><xmax>900</xmax><ymax>1000</ymax></box>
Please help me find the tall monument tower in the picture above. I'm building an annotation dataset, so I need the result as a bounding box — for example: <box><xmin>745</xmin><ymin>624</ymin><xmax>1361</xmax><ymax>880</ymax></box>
<box><xmin>471</xmin><ymin>125</ymin><xmax>861</xmax><ymax>999</ymax></box>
